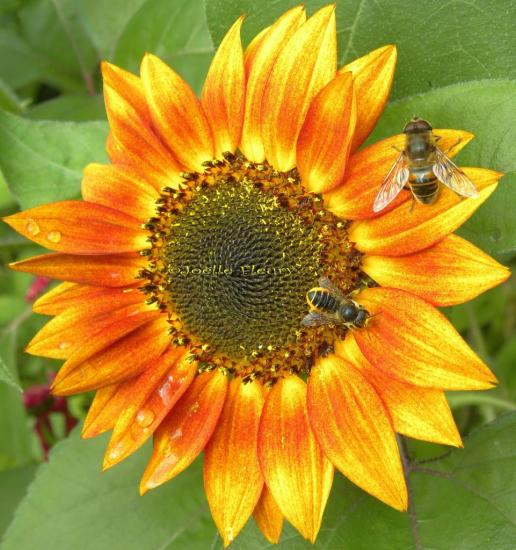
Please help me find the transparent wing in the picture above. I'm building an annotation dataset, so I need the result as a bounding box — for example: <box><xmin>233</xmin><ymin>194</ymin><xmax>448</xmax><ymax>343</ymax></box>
<box><xmin>302</xmin><ymin>311</ymin><xmax>333</xmax><ymax>327</ymax></box>
<box><xmin>433</xmin><ymin>147</ymin><xmax>478</xmax><ymax>198</ymax></box>
<box><xmin>373</xmin><ymin>152</ymin><xmax>410</xmax><ymax>213</ymax></box>
<box><xmin>317</xmin><ymin>277</ymin><xmax>346</xmax><ymax>300</ymax></box>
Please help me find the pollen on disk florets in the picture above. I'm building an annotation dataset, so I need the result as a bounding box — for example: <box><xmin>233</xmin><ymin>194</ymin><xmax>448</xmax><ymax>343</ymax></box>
<box><xmin>138</xmin><ymin>152</ymin><xmax>363</xmax><ymax>384</ymax></box>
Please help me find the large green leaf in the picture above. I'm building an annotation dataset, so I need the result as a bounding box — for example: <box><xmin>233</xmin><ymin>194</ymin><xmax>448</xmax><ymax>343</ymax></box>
<box><xmin>206</xmin><ymin>0</ymin><xmax>516</xmax><ymax>100</ymax></box>
<box><xmin>0</xmin><ymin>0</ymin><xmax>98</xmax><ymax>94</ymax></box>
<box><xmin>0</xmin><ymin>465</ymin><xmax>37</xmax><ymax>539</ymax></box>
<box><xmin>0</xmin><ymin>110</ymin><xmax>108</xmax><ymax>208</ymax></box>
<box><xmin>113</xmin><ymin>0</ymin><xmax>214</xmax><ymax>94</ymax></box>
<box><xmin>3</xmin><ymin>414</ymin><xmax>516</xmax><ymax>549</ymax></box>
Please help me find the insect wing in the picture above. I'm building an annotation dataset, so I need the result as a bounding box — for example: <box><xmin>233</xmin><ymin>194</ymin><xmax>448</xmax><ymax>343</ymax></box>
<box><xmin>433</xmin><ymin>148</ymin><xmax>478</xmax><ymax>198</ymax></box>
<box><xmin>373</xmin><ymin>152</ymin><xmax>410</xmax><ymax>213</ymax></box>
<box><xmin>302</xmin><ymin>311</ymin><xmax>333</xmax><ymax>327</ymax></box>
<box><xmin>317</xmin><ymin>277</ymin><xmax>346</xmax><ymax>301</ymax></box>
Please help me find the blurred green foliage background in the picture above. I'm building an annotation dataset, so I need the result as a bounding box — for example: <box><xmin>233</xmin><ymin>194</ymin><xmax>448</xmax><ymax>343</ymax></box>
<box><xmin>0</xmin><ymin>0</ymin><xmax>515</xmax><ymax>548</ymax></box>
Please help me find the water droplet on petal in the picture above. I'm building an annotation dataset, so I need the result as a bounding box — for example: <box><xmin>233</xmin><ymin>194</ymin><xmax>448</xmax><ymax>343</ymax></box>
<box><xmin>58</xmin><ymin>341</ymin><xmax>70</xmax><ymax>350</ymax></box>
<box><xmin>46</xmin><ymin>230</ymin><xmax>62</xmax><ymax>243</ymax></box>
<box><xmin>108</xmin><ymin>442</ymin><xmax>125</xmax><ymax>461</ymax></box>
<box><xmin>136</xmin><ymin>408</ymin><xmax>155</xmax><ymax>428</ymax></box>
<box><xmin>25</xmin><ymin>219</ymin><xmax>40</xmax><ymax>236</ymax></box>
<box><xmin>226</xmin><ymin>527</ymin><xmax>234</xmax><ymax>543</ymax></box>
<box><xmin>170</xmin><ymin>428</ymin><xmax>183</xmax><ymax>440</ymax></box>
<box><xmin>167</xmin><ymin>374</ymin><xmax>175</xmax><ymax>383</ymax></box>
<box><xmin>188</xmin><ymin>401</ymin><xmax>200</xmax><ymax>416</ymax></box>
<box><xmin>158</xmin><ymin>381</ymin><xmax>172</xmax><ymax>406</ymax></box>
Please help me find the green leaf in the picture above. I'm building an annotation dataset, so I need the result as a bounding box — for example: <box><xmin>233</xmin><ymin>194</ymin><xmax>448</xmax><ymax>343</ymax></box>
<box><xmin>206</xmin><ymin>0</ymin><xmax>516</xmax><ymax>100</ymax></box>
<box><xmin>0</xmin><ymin>355</ymin><xmax>21</xmax><ymax>392</ymax></box>
<box><xmin>77</xmin><ymin>0</ymin><xmax>148</xmax><ymax>59</ymax></box>
<box><xmin>0</xmin><ymin>110</ymin><xmax>108</xmax><ymax>208</ymax></box>
<box><xmin>113</xmin><ymin>0</ymin><xmax>214</xmax><ymax>94</ymax></box>
<box><xmin>2</xmin><ymin>430</ymin><xmax>215</xmax><ymax>549</ymax></box>
<box><xmin>0</xmin><ymin>465</ymin><xmax>38</xmax><ymax>539</ymax></box>
<box><xmin>0</xmin><ymin>79</ymin><xmax>25</xmax><ymax>115</ymax></box>
<box><xmin>27</xmin><ymin>95</ymin><xmax>106</xmax><ymax>122</ymax></box>
<box><xmin>0</xmin><ymin>0</ymin><xmax>99</xmax><ymax>94</ymax></box>
<box><xmin>4</xmin><ymin>414</ymin><xmax>516</xmax><ymax>549</ymax></box>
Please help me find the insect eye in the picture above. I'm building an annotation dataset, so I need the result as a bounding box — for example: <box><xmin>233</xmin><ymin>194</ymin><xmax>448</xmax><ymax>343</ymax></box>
<box><xmin>355</xmin><ymin>309</ymin><xmax>368</xmax><ymax>327</ymax></box>
<box><xmin>339</xmin><ymin>304</ymin><xmax>357</xmax><ymax>321</ymax></box>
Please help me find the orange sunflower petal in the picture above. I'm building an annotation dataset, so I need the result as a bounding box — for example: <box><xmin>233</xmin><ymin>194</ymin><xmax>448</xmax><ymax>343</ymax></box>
<box><xmin>140</xmin><ymin>54</ymin><xmax>214</xmax><ymax>171</ymax></box>
<box><xmin>308</xmin><ymin>355</ymin><xmax>407</xmax><ymax>510</ymax></box>
<box><xmin>243</xmin><ymin>26</ymin><xmax>270</xmax><ymax>71</ymax></box>
<box><xmin>349</xmin><ymin>167</ymin><xmax>502</xmax><ymax>255</ymax></box>
<box><xmin>253</xmin><ymin>487</ymin><xmax>284</xmax><ymax>545</ymax></box>
<box><xmin>335</xmin><ymin>335</ymin><xmax>462</xmax><ymax>447</ymax></box>
<box><xmin>324</xmin><ymin>130</ymin><xmax>474</xmax><ymax>220</ymax></box>
<box><xmin>258</xmin><ymin>375</ymin><xmax>333</xmax><ymax>543</ymax></box>
<box><xmin>297</xmin><ymin>72</ymin><xmax>356</xmax><ymax>193</ymax></box>
<box><xmin>3</xmin><ymin>201</ymin><xmax>146</xmax><ymax>254</ymax></box>
<box><xmin>362</xmin><ymin>234</ymin><xmax>510</xmax><ymax>307</ymax></box>
<box><xmin>102</xmin><ymin>62</ymin><xmax>183</xmax><ymax>190</ymax></box>
<box><xmin>82</xmin><ymin>382</ymin><xmax>126</xmax><ymax>438</ymax></box>
<box><xmin>261</xmin><ymin>5</ymin><xmax>336</xmax><ymax>171</ymax></box>
<box><xmin>140</xmin><ymin>370</ymin><xmax>228</xmax><ymax>493</ymax></box>
<box><xmin>82</xmin><ymin>164</ymin><xmax>159</xmax><ymax>222</ymax></box>
<box><xmin>204</xmin><ymin>379</ymin><xmax>264</xmax><ymax>547</ymax></box>
<box><xmin>9</xmin><ymin>253</ymin><xmax>146</xmax><ymax>287</ymax></box>
<box><xmin>26</xmin><ymin>299</ymin><xmax>150</xmax><ymax>359</ymax></box>
<box><xmin>33</xmin><ymin>284</ymin><xmax>142</xmax><ymax>316</ymax></box>
<box><xmin>240</xmin><ymin>6</ymin><xmax>306</xmax><ymax>162</ymax></box>
<box><xmin>354</xmin><ymin>287</ymin><xmax>497</xmax><ymax>390</ymax></box>
<box><xmin>52</xmin><ymin>315</ymin><xmax>170</xmax><ymax>395</ymax></box>
<box><xmin>201</xmin><ymin>17</ymin><xmax>245</xmax><ymax>158</ymax></box>
<box><xmin>340</xmin><ymin>45</ymin><xmax>397</xmax><ymax>151</ymax></box>
<box><xmin>104</xmin><ymin>348</ymin><xmax>196</xmax><ymax>469</ymax></box>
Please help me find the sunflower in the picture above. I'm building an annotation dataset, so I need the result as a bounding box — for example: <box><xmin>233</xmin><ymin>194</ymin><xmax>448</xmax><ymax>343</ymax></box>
<box><xmin>4</xmin><ymin>4</ymin><xmax>509</xmax><ymax>546</ymax></box>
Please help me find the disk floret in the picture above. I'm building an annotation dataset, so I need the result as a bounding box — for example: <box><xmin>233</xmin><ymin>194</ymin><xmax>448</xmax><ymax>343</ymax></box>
<box><xmin>139</xmin><ymin>153</ymin><xmax>363</xmax><ymax>384</ymax></box>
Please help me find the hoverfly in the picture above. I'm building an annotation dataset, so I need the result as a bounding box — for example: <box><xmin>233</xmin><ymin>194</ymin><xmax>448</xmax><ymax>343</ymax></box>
<box><xmin>373</xmin><ymin>117</ymin><xmax>478</xmax><ymax>213</ymax></box>
<box><xmin>302</xmin><ymin>277</ymin><xmax>369</xmax><ymax>329</ymax></box>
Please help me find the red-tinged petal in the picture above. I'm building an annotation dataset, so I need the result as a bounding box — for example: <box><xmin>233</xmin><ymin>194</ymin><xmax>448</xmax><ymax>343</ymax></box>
<box><xmin>335</xmin><ymin>335</ymin><xmax>462</xmax><ymax>447</ymax></box>
<box><xmin>52</xmin><ymin>316</ymin><xmax>170</xmax><ymax>395</ymax></box>
<box><xmin>33</xmin><ymin>284</ymin><xmax>142</xmax><ymax>315</ymax></box>
<box><xmin>102</xmin><ymin>62</ymin><xmax>183</xmax><ymax>190</ymax></box>
<box><xmin>141</xmin><ymin>54</ymin><xmax>214</xmax><ymax>171</ymax></box>
<box><xmin>349</xmin><ymin>168</ymin><xmax>502</xmax><ymax>255</ymax></box>
<box><xmin>104</xmin><ymin>348</ymin><xmax>196</xmax><ymax>469</ymax></box>
<box><xmin>297</xmin><ymin>72</ymin><xmax>356</xmax><ymax>193</ymax></box>
<box><xmin>204</xmin><ymin>379</ymin><xmax>265</xmax><ymax>546</ymax></box>
<box><xmin>140</xmin><ymin>371</ymin><xmax>228</xmax><ymax>493</ymax></box>
<box><xmin>201</xmin><ymin>17</ymin><xmax>245</xmax><ymax>158</ymax></box>
<box><xmin>308</xmin><ymin>355</ymin><xmax>407</xmax><ymax>511</ymax></box>
<box><xmin>27</xmin><ymin>300</ymin><xmax>150</xmax><ymax>360</ymax></box>
<box><xmin>324</xmin><ymin>130</ymin><xmax>474</xmax><ymax>220</ymax></box>
<box><xmin>9</xmin><ymin>253</ymin><xmax>146</xmax><ymax>287</ymax></box>
<box><xmin>82</xmin><ymin>164</ymin><xmax>159</xmax><ymax>222</ymax></box>
<box><xmin>258</xmin><ymin>376</ymin><xmax>333</xmax><ymax>543</ymax></box>
<box><xmin>262</xmin><ymin>5</ymin><xmax>337</xmax><ymax>171</ymax></box>
<box><xmin>3</xmin><ymin>201</ymin><xmax>146</xmax><ymax>255</ymax></box>
<box><xmin>253</xmin><ymin>487</ymin><xmax>284</xmax><ymax>545</ymax></box>
<box><xmin>340</xmin><ymin>45</ymin><xmax>397</xmax><ymax>151</ymax></box>
<box><xmin>354</xmin><ymin>287</ymin><xmax>497</xmax><ymax>390</ymax></box>
<box><xmin>240</xmin><ymin>6</ymin><xmax>306</xmax><ymax>162</ymax></box>
<box><xmin>82</xmin><ymin>383</ymin><xmax>125</xmax><ymax>438</ymax></box>
<box><xmin>362</xmin><ymin>234</ymin><xmax>510</xmax><ymax>306</ymax></box>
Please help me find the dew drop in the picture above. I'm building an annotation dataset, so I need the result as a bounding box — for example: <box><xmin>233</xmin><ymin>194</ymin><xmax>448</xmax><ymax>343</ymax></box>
<box><xmin>46</xmin><ymin>230</ymin><xmax>62</xmax><ymax>243</ymax></box>
<box><xmin>170</xmin><ymin>428</ymin><xmax>183</xmax><ymax>440</ymax></box>
<box><xmin>25</xmin><ymin>219</ymin><xmax>40</xmax><ymax>236</ymax></box>
<box><xmin>188</xmin><ymin>401</ymin><xmax>200</xmax><ymax>416</ymax></box>
<box><xmin>58</xmin><ymin>341</ymin><xmax>70</xmax><ymax>350</ymax></box>
<box><xmin>158</xmin><ymin>381</ymin><xmax>172</xmax><ymax>406</ymax></box>
<box><xmin>108</xmin><ymin>442</ymin><xmax>125</xmax><ymax>461</ymax></box>
<box><xmin>226</xmin><ymin>527</ymin><xmax>234</xmax><ymax>544</ymax></box>
<box><xmin>136</xmin><ymin>408</ymin><xmax>155</xmax><ymax>428</ymax></box>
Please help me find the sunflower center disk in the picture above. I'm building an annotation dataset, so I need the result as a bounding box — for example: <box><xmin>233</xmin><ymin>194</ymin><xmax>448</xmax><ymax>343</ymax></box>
<box><xmin>140</xmin><ymin>155</ymin><xmax>362</xmax><ymax>383</ymax></box>
<box><xmin>165</xmin><ymin>182</ymin><xmax>320</xmax><ymax>359</ymax></box>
